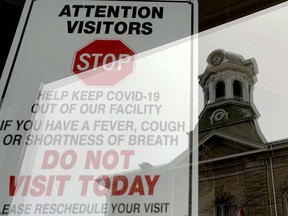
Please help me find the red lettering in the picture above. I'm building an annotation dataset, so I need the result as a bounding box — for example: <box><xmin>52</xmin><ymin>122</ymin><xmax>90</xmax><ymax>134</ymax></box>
<box><xmin>128</xmin><ymin>175</ymin><xmax>144</xmax><ymax>195</ymax></box>
<box><xmin>112</xmin><ymin>176</ymin><xmax>128</xmax><ymax>195</ymax></box>
<box><xmin>145</xmin><ymin>175</ymin><xmax>160</xmax><ymax>195</ymax></box>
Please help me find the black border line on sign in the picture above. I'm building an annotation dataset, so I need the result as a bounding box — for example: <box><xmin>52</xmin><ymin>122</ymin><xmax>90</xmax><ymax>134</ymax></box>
<box><xmin>0</xmin><ymin>0</ymin><xmax>35</xmax><ymax>109</ymax></box>
<box><xmin>189</xmin><ymin>4</ymin><xmax>194</xmax><ymax>216</ymax></box>
<box><xmin>89</xmin><ymin>0</ymin><xmax>190</xmax><ymax>3</ymax></box>
<box><xmin>0</xmin><ymin>1</ymin><xmax>197</xmax><ymax>215</ymax></box>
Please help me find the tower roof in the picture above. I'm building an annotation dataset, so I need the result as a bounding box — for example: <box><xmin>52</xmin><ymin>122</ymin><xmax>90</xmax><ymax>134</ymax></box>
<box><xmin>199</xmin><ymin>49</ymin><xmax>258</xmax><ymax>88</ymax></box>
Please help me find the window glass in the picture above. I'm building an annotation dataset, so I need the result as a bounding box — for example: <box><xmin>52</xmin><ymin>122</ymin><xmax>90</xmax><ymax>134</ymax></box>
<box><xmin>216</xmin><ymin>81</ymin><xmax>225</xmax><ymax>98</ymax></box>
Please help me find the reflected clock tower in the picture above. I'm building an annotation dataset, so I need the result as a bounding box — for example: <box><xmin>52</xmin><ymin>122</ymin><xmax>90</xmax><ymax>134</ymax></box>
<box><xmin>198</xmin><ymin>49</ymin><xmax>266</xmax><ymax>143</ymax></box>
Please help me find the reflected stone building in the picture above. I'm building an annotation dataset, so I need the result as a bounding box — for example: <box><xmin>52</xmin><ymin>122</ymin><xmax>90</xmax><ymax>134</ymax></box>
<box><xmin>104</xmin><ymin>50</ymin><xmax>288</xmax><ymax>216</ymax></box>
<box><xmin>198</xmin><ymin>49</ymin><xmax>288</xmax><ymax>216</ymax></box>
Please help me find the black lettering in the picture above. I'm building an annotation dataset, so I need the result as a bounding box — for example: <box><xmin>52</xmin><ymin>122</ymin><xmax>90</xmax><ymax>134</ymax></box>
<box><xmin>25</xmin><ymin>134</ymin><xmax>32</xmax><ymax>145</ymax></box>
<box><xmin>128</xmin><ymin>22</ymin><xmax>141</xmax><ymax>35</ymax></box>
<box><xmin>154</xmin><ymin>203</ymin><xmax>160</xmax><ymax>213</ymax></box>
<box><xmin>77</xmin><ymin>21</ymin><xmax>84</xmax><ymax>33</ymax></box>
<box><xmin>2</xmin><ymin>204</ymin><xmax>10</xmax><ymax>214</ymax></box>
<box><xmin>141</xmin><ymin>22</ymin><xmax>153</xmax><ymax>35</ymax></box>
<box><xmin>103</xmin><ymin>21</ymin><xmax>114</xmax><ymax>34</ymax></box>
<box><xmin>131</xmin><ymin>6</ymin><xmax>138</xmax><ymax>18</ymax></box>
<box><xmin>67</xmin><ymin>21</ymin><xmax>80</xmax><ymax>34</ymax></box>
<box><xmin>3</xmin><ymin>134</ymin><xmax>21</xmax><ymax>145</ymax></box>
<box><xmin>144</xmin><ymin>203</ymin><xmax>151</xmax><ymax>212</ymax></box>
<box><xmin>115</xmin><ymin>22</ymin><xmax>128</xmax><ymax>34</ymax></box>
<box><xmin>95</xmin><ymin>5</ymin><xmax>107</xmax><ymax>17</ymax></box>
<box><xmin>59</xmin><ymin>5</ymin><xmax>71</xmax><ymax>17</ymax></box>
<box><xmin>107</xmin><ymin>5</ymin><xmax>120</xmax><ymax>18</ymax></box>
<box><xmin>0</xmin><ymin>120</ymin><xmax>12</xmax><ymax>130</ymax></box>
<box><xmin>121</xmin><ymin>6</ymin><xmax>132</xmax><ymax>18</ymax></box>
<box><xmin>84</xmin><ymin>5</ymin><xmax>95</xmax><ymax>17</ymax></box>
<box><xmin>138</xmin><ymin>6</ymin><xmax>150</xmax><ymax>19</ymax></box>
<box><xmin>72</xmin><ymin>5</ymin><xmax>84</xmax><ymax>17</ymax></box>
<box><xmin>13</xmin><ymin>134</ymin><xmax>22</xmax><ymax>145</ymax></box>
<box><xmin>96</xmin><ymin>21</ymin><xmax>102</xmax><ymax>34</ymax></box>
<box><xmin>152</xmin><ymin>7</ymin><xmax>164</xmax><ymax>19</ymax></box>
<box><xmin>84</xmin><ymin>21</ymin><xmax>96</xmax><ymax>34</ymax></box>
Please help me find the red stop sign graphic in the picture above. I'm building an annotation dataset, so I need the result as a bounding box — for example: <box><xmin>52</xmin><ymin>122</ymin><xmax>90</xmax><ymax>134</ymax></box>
<box><xmin>72</xmin><ymin>39</ymin><xmax>135</xmax><ymax>86</ymax></box>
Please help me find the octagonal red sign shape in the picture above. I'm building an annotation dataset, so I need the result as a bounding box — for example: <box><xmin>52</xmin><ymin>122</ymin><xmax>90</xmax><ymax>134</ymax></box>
<box><xmin>72</xmin><ymin>39</ymin><xmax>135</xmax><ymax>86</ymax></box>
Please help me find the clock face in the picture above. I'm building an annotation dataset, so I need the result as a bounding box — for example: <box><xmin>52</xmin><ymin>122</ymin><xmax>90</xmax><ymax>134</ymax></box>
<box><xmin>210</xmin><ymin>53</ymin><xmax>224</xmax><ymax>66</ymax></box>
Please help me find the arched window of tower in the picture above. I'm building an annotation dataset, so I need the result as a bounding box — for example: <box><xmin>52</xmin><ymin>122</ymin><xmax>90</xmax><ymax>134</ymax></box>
<box><xmin>216</xmin><ymin>81</ymin><xmax>225</xmax><ymax>100</ymax></box>
<box><xmin>233</xmin><ymin>80</ymin><xmax>243</xmax><ymax>101</ymax></box>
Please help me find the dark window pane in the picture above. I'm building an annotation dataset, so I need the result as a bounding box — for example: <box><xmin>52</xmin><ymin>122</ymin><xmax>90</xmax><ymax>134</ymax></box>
<box><xmin>233</xmin><ymin>80</ymin><xmax>242</xmax><ymax>97</ymax></box>
<box><xmin>216</xmin><ymin>81</ymin><xmax>225</xmax><ymax>98</ymax></box>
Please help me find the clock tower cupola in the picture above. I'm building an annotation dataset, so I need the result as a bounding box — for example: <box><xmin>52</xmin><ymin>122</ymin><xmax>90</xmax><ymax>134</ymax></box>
<box><xmin>198</xmin><ymin>49</ymin><xmax>266</xmax><ymax>143</ymax></box>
